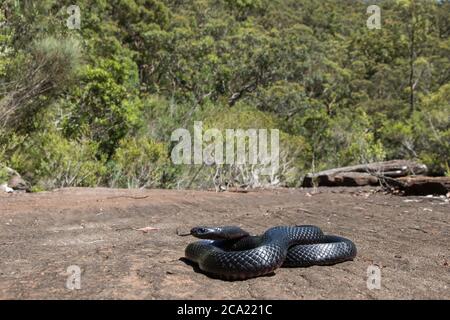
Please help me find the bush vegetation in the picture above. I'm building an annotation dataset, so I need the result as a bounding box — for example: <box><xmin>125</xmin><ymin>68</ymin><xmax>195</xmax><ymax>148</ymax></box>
<box><xmin>0</xmin><ymin>0</ymin><xmax>449</xmax><ymax>190</ymax></box>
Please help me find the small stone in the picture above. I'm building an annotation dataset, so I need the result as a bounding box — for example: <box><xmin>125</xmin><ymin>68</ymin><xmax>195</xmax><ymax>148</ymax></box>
<box><xmin>8</xmin><ymin>175</ymin><xmax>29</xmax><ymax>190</ymax></box>
<box><xmin>1</xmin><ymin>183</ymin><xmax>14</xmax><ymax>193</ymax></box>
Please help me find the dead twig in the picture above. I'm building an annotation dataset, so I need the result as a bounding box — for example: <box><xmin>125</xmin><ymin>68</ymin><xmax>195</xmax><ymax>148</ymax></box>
<box><xmin>103</xmin><ymin>195</ymin><xmax>149</xmax><ymax>200</ymax></box>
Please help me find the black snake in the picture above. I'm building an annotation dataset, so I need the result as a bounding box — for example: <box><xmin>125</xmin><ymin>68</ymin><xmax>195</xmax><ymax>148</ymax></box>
<box><xmin>185</xmin><ymin>225</ymin><xmax>357</xmax><ymax>280</ymax></box>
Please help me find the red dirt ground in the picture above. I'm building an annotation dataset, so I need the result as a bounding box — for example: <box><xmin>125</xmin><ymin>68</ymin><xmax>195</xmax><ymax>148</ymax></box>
<box><xmin>0</xmin><ymin>187</ymin><xmax>449</xmax><ymax>299</ymax></box>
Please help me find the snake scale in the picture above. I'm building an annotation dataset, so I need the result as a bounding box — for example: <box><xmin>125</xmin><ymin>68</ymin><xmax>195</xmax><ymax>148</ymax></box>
<box><xmin>185</xmin><ymin>225</ymin><xmax>357</xmax><ymax>280</ymax></box>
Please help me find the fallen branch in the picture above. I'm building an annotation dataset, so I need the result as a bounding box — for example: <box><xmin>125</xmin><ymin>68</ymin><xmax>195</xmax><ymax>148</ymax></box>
<box><xmin>395</xmin><ymin>176</ymin><xmax>450</xmax><ymax>196</ymax></box>
<box><xmin>103</xmin><ymin>195</ymin><xmax>149</xmax><ymax>200</ymax></box>
<box><xmin>302</xmin><ymin>160</ymin><xmax>427</xmax><ymax>187</ymax></box>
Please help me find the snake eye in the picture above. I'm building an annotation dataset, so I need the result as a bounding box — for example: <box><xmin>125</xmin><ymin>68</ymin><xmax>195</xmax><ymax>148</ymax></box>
<box><xmin>191</xmin><ymin>227</ymin><xmax>208</xmax><ymax>235</ymax></box>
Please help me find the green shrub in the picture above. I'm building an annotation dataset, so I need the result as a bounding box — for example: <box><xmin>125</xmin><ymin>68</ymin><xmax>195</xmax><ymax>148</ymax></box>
<box><xmin>1</xmin><ymin>36</ymin><xmax>82</xmax><ymax>131</ymax></box>
<box><xmin>173</xmin><ymin>103</ymin><xmax>309</xmax><ymax>188</ymax></box>
<box><xmin>110</xmin><ymin>137</ymin><xmax>170</xmax><ymax>189</ymax></box>
<box><xmin>11</xmin><ymin>130</ymin><xmax>107</xmax><ymax>189</ymax></box>
<box><xmin>0</xmin><ymin>166</ymin><xmax>8</xmax><ymax>184</ymax></box>
<box><xmin>378</xmin><ymin>84</ymin><xmax>450</xmax><ymax>175</ymax></box>
<box><xmin>0</xmin><ymin>129</ymin><xmax>26</xmax><ymax>185</ymax></box>
<box><xmin>413</xmin><ymin>84</ymin><xmax>450</xmax><ymax>175</ymax></box>
<box><xmin>333</xmin><ymin>109</ymin><xmax>386</xmax><ymax>165</ymax></box>
<box><xmin>62</xmin><ymin>57</ymin><xmax>142</xmax><ymax>157</ymax></box>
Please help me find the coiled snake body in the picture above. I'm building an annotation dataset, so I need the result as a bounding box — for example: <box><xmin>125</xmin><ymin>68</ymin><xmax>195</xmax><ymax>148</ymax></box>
<box><xmin>185</xmin><ymin>225</ymin><xmax>356</xmax><ymax>280</ymax></box>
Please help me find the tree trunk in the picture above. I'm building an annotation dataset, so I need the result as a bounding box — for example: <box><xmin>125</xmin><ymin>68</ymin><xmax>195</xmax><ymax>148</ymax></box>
<box><xmin>408</xmin><ymin>1</ymin><xmax>417</xmax><ymax>116</ymax></box>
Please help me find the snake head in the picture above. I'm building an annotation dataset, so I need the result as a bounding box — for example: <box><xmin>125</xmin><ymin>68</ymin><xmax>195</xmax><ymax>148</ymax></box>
<box><xmin>190</xmin><ymin>226</ymin><xmax>250</xmax><ymax>240</ymax></box>
<box><xmin>190</xmin><ymin>227</ymin><xmax>219</xmax><ymax>239</ymax></box>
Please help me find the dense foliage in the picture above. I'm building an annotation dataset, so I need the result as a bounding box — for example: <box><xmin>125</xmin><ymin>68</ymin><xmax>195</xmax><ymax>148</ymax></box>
<box><xmin>0</xmin><ymin>0</ymin><xmax>449</xmax><ymax>189</ymax></box>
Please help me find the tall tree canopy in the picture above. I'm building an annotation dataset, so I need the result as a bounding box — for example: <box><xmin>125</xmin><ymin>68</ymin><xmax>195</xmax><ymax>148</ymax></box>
<box><xmin>0</xmin><ymin>0</ymin><xmax>449</xmax><ymax>190</ymax></box>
